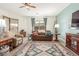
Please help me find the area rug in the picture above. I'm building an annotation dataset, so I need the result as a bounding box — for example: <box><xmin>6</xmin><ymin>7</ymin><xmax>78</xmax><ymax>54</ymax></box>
<box><xmin>45</xmin><ymin>44</ymin><xmax>64</xmax><ymax>56</ymax></box>
<box><xmin>25</xmin><ymin>46</ymin><xmax>43</xmax><ymax>56</ymax></box>
<box><xmin>25</xmin><ymin>42</ymin><xmax>65</xmax><ymax>56</ymax></box>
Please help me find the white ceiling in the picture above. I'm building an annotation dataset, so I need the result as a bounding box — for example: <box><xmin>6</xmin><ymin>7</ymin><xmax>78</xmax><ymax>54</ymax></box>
<box><xmin>0</xmin><ymin>3</ymin><xmax>70</xmax><ymax>16</ymax></box>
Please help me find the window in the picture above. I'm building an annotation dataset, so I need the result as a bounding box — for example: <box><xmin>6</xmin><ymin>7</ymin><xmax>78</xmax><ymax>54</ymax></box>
<box><xmin>3</xmin><ymin>16</ymin><xmax>18</xmax><ymax>33</ymax></box>
<box><xmin>31</xmin><ymin>17</ymin><xmax>47</xmax><ymax>32</ymax></box>
<box><xmin>34</xmin><ymin>18</ymin><xmax>47</xmax><ymax>32</ymax></box>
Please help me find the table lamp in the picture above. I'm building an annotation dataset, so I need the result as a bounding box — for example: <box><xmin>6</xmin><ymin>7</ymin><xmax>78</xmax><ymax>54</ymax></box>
<box><xmin>54</xmin><ymin>24</ymin><xmax>59</xmax><ymax>41</ymax></box>
<box><xmin>55</xmin><ymin>24</ymin><xmax>59</xmax><ymax>33</ymax></box>
<box><xmin>55</xmin><ymin>24</ymin><xmax>59</xmax><ymax>28</ymax></box>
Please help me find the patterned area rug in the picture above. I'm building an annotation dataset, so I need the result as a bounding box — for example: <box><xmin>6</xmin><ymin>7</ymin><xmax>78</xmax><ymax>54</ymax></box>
<box><xmin>45</xmin><ymin>44</ymin><xmax>64</xmax><ymax>56</ymax></box>
<box><xmin>25</xmin><ymin>41</ymin><xmax>77</xmax><ymax>56</ymax></box>
<box><xmin>25</xmin><ymin>46</ymin><xmax>42</xmax><ymax>56</ymax></box>
<box><xmin>25</xmin><ymin>42</ymin><xmax>68</xmax><ymax>56</ymax></box>
<box><xmin>25</xmin><ymin>44</ymin><xmax>64</xmax><ymax>56</ymax></box>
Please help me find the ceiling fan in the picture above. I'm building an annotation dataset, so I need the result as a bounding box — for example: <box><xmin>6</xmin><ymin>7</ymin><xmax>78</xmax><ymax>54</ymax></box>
<box><xmin>19</xmin><ymin>3</ymin><xmax>36</xmax><ymax>9</ymax></box>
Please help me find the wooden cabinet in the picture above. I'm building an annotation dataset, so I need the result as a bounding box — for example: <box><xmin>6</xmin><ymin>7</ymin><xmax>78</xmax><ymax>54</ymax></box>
<box><xmin>66</xmin><ymin>33</ymin><xmax>79</xmax><ymax>55</ymax></box>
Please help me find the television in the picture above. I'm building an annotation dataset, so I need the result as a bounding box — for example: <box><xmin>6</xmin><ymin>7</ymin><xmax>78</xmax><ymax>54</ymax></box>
<box><xmin>71</xmin><ymin>10</ymin><xmax>79</xmax><ymax>28</ymax></box>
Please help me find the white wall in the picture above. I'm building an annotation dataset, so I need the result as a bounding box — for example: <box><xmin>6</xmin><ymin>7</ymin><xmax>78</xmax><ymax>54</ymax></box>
<box><xmin>46</xmin><ymin>16</ymin><xmax>56</xmax><ymax>33</ymax></box>
<box><xmin>25</xmin><ymin>16</ymin><xmax>32</xmax><ymax>34</ymax></box>
<box><xmin>18</xmin><ymin>16</ymin><xmax>28</xmax><ymax>32</ymax></box>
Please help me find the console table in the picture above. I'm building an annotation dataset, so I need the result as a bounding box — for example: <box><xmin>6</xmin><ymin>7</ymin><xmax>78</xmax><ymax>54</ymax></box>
<box><xmin>66</xmin><ymin>33</ymin><xmax>79</xmax><ymax>55</ymax></box>
<box><xmin>0</xmin><ymin>37</ymin><xmax>16</xmax><ymax>51</ymax></box>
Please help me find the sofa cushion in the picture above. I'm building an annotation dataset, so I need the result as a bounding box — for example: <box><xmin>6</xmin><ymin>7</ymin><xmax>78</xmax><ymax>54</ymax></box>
<box><xmin>32</xmin><ymin>32</ymin><xmax>38</xmax><ymax>35</ymax></box>
<box><xmin>45</xmin><ymin>31</ymin><xmax>52</xmax><ymax>36</ymax></box>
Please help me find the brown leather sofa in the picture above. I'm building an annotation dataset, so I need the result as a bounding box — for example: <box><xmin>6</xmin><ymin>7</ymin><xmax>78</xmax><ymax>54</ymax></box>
<box><xmin>32</xmin><ymin>33</ymin><xmax>53</xmax><ymax>41</ymax></box>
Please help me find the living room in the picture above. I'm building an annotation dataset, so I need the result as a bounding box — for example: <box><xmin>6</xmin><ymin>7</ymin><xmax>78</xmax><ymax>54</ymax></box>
<box><xmin>0</xmin><ymin>3</ymin><xmax>79</xmax><ymax>56</ymax></box>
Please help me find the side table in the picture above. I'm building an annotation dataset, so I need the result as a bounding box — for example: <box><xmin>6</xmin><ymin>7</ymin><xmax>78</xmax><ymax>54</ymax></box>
<box><xmin>55</xmin><ymin>33</ymin><xmax>60</xmax><ymax>41</ymax></box>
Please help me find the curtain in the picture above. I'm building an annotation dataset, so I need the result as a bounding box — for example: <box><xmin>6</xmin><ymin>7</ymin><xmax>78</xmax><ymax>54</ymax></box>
<box><xmin>44</xmin><ymin>18</ymin><xmax>47</xmax><ymax>30</ymax></box>
<box><xmin>31</xmin><ymin>18</ymin><xmax>35</xmax><ymax>31</ymax></box>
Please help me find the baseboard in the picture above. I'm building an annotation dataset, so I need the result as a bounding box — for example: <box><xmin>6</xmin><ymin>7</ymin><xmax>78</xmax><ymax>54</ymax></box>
<box><xmin>58</xmin><ymin>37</ymin><xmax>66</xmax><ymax>46</ymax></box>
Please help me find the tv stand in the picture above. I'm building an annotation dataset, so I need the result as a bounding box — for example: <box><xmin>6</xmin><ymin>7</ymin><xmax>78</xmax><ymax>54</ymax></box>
<box><xmin>66</xmin><ymin>33</ymin><xmax>79</xmax><ymax>55</ymax></box>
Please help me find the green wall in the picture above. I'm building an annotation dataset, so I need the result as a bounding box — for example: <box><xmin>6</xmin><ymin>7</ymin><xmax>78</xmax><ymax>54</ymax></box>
<box><xmin>57</xmin><ymin>3</ymin><xmax>79</xmax><ymax>41</ymax></box>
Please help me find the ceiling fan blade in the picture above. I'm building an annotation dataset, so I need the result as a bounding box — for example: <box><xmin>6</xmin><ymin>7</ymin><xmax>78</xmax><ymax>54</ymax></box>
<box><xmin>29</xmin><ymin>5</ymin><xmax>36</xmax><ymax>8</ymax></box>
<box><xmin>32</xmin><ymin>6</ymin><xmax>36</xmax><ymax>8</ymax></box>
<box><xmin>24</xmin><ymin>3</ymin><xmax>36</xmax><ymax>8</ymax></box>
<box><xmin>19</xmin><ymin>6</ymin><xmax>25</xmax><ymax>8</ymax></box>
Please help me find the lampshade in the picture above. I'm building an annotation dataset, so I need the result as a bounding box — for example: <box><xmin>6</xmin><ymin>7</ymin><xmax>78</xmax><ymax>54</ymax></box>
<box><xmin>55</xmin><ymin>24</ymin><xmax>59</xmax><ymax>28</ymax></box>
<box><xmin>0</xmin><ymin>19</ymin><xmax>6</xmax><ymax>27</ymax></box>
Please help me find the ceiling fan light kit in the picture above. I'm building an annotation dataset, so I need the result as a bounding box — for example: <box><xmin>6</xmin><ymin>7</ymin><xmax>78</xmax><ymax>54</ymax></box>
<box><xmin>19</xmin><ymin>3</ymin><xmax>36</xmax><ymax>9</ymax></box>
